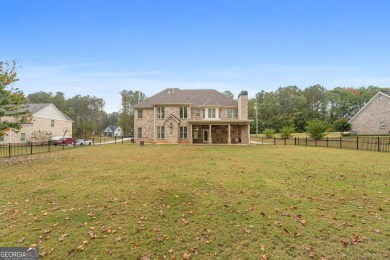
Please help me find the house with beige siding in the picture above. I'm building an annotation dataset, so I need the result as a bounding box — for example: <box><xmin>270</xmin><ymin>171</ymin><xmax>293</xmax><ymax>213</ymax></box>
<box><xmin>0</xmin><ymin>103</ymin><xmax>73</xmax><ymax>144</ymax></box>
<box><xmin>349</xmin><ymin>91</ymin><xmax>390</xmax><ymax>135</ymax></box>
<box><xmin>134</xmin><ymin>88</ymin><xmax>252</xmax><ymax>144</ymax></box>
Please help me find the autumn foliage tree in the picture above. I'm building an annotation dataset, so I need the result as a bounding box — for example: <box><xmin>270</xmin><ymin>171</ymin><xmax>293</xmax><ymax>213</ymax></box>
<box><xmin>0</xmin><ymin>60</ymin><xmax>30</xmax><ymax>136</ymax></box>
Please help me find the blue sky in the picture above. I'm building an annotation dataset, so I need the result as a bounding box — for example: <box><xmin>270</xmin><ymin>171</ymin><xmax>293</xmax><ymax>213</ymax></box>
<box><xmin>1</xmin><ymin>0</ymin><xmax>390</xmax><ymax>113</ymax></box>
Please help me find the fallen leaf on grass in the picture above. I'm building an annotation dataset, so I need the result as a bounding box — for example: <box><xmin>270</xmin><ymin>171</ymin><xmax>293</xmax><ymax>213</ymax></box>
<box><xmin>18</xmin><ymin>237</ymin><xmax>25</xmax><ymax>243</ymax></box>
<box><xmin>182</xmin><ymin>252</ymin><xmax>191</xmax><ymax>259</ymax></box>
<box><xmin>260</xmin><ymin>254</ymin><xmax>268</xmax><ymax>260</ymax></box>
<box><xmin>59</xmin><ymin>234</ymin><xmax>68</xmax><ymax>241</ymax></box>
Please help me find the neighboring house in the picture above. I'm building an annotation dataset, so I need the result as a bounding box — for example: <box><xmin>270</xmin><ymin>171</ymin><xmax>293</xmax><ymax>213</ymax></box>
<box><xmin>0</xmin><ymin>103</ymin><xmax>73</xmax><ymax>144</ymax></box>
<box><xmin>349</xmin><ymin>91</ymin><xmax>390</xmax><ymax>135</ymax></box>
<box><xmin>103</xmin><ymin>125</ymin><xmax>122</xmax><ymax>137</ymax></box>
<box><xmin>134</xmin><ymin>88</ymin><xmax>252</xmax><ymax>144</ymax></box>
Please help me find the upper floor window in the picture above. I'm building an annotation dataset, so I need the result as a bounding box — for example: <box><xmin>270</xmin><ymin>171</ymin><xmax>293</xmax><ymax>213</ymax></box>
<box><xmin>195</xmin><ymin>109</ymin><xmax>201</xmax><ymax>117</ymax></box>
<box><xmin>157</xmin><ymin>107</ymin><xmax>165</xmax><ymax>119</ymax></box>
<box><xmin>137</xmin><ymin>109</ymin><xmax>143</xmax><ymax>119</ymax></box>
<box><xmin>380</xmin><ymin>122</ymin><xmax>385</xmax><ymax>129</ymax></box>
<box><xmin>208</xmin><ymin>108</ymin><xmax>216</xmax><ymax>118</ymax></box>
<box><xmin>227</xmin><ymin>108</ymin><xmax>238</xmax><ymax>118</ymax></box>
<box><xmin>180</xmin><ymin>107</ymin><xmax>188</xmax><ymax>119</ymax></box>
<box><xmin>51</xmin><ymin>120</ymin><xmax>55</xmax><ymax>127</ymax></box>
<box><xmin>0</xmin><ymin>135</ymin><xmax>4</xmax><ymax>141</ymax></box>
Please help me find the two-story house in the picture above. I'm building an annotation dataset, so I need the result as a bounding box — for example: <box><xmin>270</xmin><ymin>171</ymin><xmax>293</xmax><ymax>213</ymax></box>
<box><xmin>134</xmin><ymin>88</ymin><xmax>252</xmax><ymax>144</ymax></box>
<box><xmin>0</xmin><ymin>103</ymin><xmax>73</xmax><ymax>144</ymax></box>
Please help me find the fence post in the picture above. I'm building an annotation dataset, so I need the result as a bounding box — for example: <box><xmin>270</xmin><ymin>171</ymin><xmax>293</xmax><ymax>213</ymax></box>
<box><xmin>115</xmin><ymin>136</ymin><xmax>117</xmax><ymax>144</ymax></box>
<box><xmin>48</xmin><ymin>140</ymin><xmax>51</xmax><ymax>152</ymax></box>
<box><xmin>356</xmin><ymin>136</ymin><xmax>359</xmax><ymax>150</ymax></box>
<box><xmin>306</xmin><ymin>137</ymin><xmax>307</xmax><ymax>146</ymax></box>
<box><xmin>326</xmin><ymin>137</ymin><xmax>328</xmax><ymax>147</ymax></box>
<box><xmin>262</xmin><ymin>137</ymin><xmax>263</xmax><ymax>145</ymax></box>
<box><xmin>30</xmin><ymin>142</ymin><xmax>33</xmax><ymax>155</ymax></box>
<box><xmin>378</xmin><ymin>137</ymin><xmax>380</xmax><ymax>152</ymax></box>
<box><xmin>122</xmin><ymin>136</ymin><xmax>124</xmax><ymax>143</ymax></box>
<box><xmin>9</xmin><ymin>143</ymin><xmax>11</xmax><ymax>158</ymax></box>
<box><xmin>100</xmin><ymin>138</ymin><xmax>102</xmax><ymax>145</ymax></box>
<box><xmin>274</xmin><ymin>138</ymin><xmax>276</xmax><ymax>145</ymax></box>
<box><xmin>284</xmin><ymin>138</ymin><xmax>286</xmax><ymax>145</ymax></box>
<box><xmin>340</xmin><ymin>137</ymin><xmax>342</xmax><ymax>149</ymax></box>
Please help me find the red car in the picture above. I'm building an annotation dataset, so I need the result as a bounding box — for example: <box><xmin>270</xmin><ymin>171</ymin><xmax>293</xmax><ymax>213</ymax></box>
<box><xmin>53</xmin><ymin>137</ymin><xmax>75</xmax><ymax>146</ymax></box>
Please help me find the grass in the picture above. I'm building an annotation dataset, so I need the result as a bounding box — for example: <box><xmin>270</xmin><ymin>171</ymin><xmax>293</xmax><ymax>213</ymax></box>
<box><xmin>0</xmin><ymin>144</ymin><xmax>389</xmax><ymax>259</ymax></box>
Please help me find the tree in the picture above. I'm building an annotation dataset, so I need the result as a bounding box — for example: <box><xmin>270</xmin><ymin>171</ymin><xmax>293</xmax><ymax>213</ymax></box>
<box><xmin>223</xmin><ymin>90</ymin><xmax>234</xmax><ymax>99</ymax></box>
<box><xmin>279</xmin><ymin>126</ymin><xmax>295</xmax><ymax>138</ymax></box>
<box><xmin>119</xmin><ymin>90</ymin><xmax>146</xmax><ymax>136</ymax></box>
<box><xmin>333</xmin><ymin>118</ymin><xmax>351</xmax><ymax>136</ymax></box>
<box><xmin>305</xmin><ymin>119</ymin><xmax>327</xmax><ymax>140</ymax></box>
<box><xmin>0</xmin><ymin>60</ymin><xmax>30</xmax><ymax>136</ymax></box>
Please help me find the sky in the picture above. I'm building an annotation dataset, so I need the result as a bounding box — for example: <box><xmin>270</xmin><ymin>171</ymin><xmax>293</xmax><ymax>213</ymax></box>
<box><xmin>1</xmin><ymin>0</ymin><xmax>390</xmax><ymax>113</ymax></box>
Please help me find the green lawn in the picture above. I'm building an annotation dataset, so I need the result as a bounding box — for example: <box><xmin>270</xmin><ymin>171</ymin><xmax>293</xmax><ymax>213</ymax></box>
<box><xmin>0</xmin><ymin>144</ymin><xmax>389</xmax><ymax>259</ymax></box>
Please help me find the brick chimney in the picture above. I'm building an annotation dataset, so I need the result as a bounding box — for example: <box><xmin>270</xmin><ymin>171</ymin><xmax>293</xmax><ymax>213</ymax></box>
<box><xmin>238</xmin><ymin>91</ymin><xmax>248</xmax><ymax>120</ymax></box>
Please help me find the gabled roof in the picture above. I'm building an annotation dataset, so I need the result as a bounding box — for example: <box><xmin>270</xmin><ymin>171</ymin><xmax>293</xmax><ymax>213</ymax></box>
<box><xmin>105</xmin><ymin>125</ymin><xmax>120</xmax><ymax>132</ymax></box>
<box><xmin>27</xmin><ymin>103</ymin><xmax>73</xmax><ymax>121</ymax></box>
<box><xmin>134</xmin><ymin>88</ymin><xmax>238</xmax><ymax>108</ymax></box>
<box><xmin>349</xmin><ymin>91</ymin><xmax>390</xmax><ymax>123</ymax></box>
<box><xmin>163</xmin><ymin>114</ymin><xmax>181</xmax><ymax>124</ymax></box>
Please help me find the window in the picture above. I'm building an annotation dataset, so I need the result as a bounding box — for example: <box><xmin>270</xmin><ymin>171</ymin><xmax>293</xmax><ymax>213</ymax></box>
<box><xmin>180</xmin><ymin>107</ymin><xmax>188</xmax><ymax>119</ymax></box>
<box><xmin>137</xmin><ymin>109</ymin><xmax>143</xmax><ymax>119</ymax></box>
<box><xmin>195</xmin><ymin>109</ymin><xmax>201</xmax><ymax>117</ymax></box>
<box><xmin>157</xmin><ymin>107</ymin><xmax>165</xmax><ymax>119</ymax></box>
<box><xmin>0</xmin><ymin>136</ymin><xmax>4</xmax><ymax>141</ymax></box>
<box><xmin>20</xmin><ymin>133</ymin><xmax>26</xmax><ymax>142</ymax></box>
<box><xmin>227</xmin><ymin>108</ymin><xmax>238</xmax><ymax>118</ymax></box>
<box><xmin>380</xmin><ymin>122</ymin><xmax>385</xmax><ymax>129</ymax></box>
<box><xmin>180</xmin><ymin>127</ymin><xmax>188</xmax><ymax>139</ymax></box>
<box><xmin>137</xmin><ymin>128</ymin><xmax>142</xmax><ymax>138</ymax></box>
<box><xmin>208</xmin><ymin>108</ymin><xmax>216</xmax><ymax>118</ymax></box>
<box><xmin>157</xmin><ymin>127</ymin><xmax>165</xmax><ymax>138</ymax></box>
<box><xmin>51</xmin><ymin>120</ymin><xmax>55</xmax><ymax>127</ymax></box>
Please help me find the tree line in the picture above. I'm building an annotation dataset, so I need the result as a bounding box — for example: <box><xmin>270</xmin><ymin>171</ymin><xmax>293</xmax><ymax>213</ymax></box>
<box><xmin>2</xmin><ymin>60</ymin><xmax>389</xmax><ymax>138</ymax></box>
<box><xmin>248</xmin><ymin>85</ymin><xmax>390</xmax><ymax>134</ymax></box>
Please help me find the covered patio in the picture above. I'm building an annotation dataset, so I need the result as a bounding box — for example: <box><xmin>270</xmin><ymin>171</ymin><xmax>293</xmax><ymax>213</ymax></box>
<box><xmin>189</xmin><ymin>121</ymin><xmax>251</xmax><ymax>144</ymax></box>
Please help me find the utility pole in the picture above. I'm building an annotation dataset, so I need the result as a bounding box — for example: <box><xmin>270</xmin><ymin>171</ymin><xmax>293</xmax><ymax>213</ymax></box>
<box><xmin>255</xmin><ymin>96</ymin><xmax>258</xmax><ymax>138</ymax></box>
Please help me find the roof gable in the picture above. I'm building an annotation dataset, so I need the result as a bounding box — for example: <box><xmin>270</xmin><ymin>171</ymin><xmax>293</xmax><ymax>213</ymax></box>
<box><xmin>135</xmin><ymin>88</ymin><xmax>238</xmax><ymax>108</ymax></box>
<box><xmin>349</xmin><ymin>92</ymin><xmax>390</xmax><ymax>123</ymax></box>
<box><xmin>31</xmin><ymin>103</ymin><xmax>72</xmax><ymax>121</ymax></box>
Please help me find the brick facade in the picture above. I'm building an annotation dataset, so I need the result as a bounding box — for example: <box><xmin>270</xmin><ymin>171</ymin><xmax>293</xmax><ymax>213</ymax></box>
<box><xmin>134</xmin><ymin>89</ymin><xmax>252</xmax><ymax>145</ymax></box>
<box><xmin>350</xmin><ymin>92</ymin><xmax>390</xmax><ymax>135</ymax></box>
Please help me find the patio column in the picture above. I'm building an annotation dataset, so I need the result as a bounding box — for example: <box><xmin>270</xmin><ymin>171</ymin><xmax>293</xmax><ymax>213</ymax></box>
<box><xmin>209</xmin><ymin>124</ymin><xmax>212</xmax><ymax>144</ymax></box>
<box><xmin>189</xmin><ymin>124</ymin><xmax>193</xmax><ymax>144</ymax></box>
<box><xmin>228</xmin><ymin>124</ymin><xmax>231</xmax><ymax>144</ymax></box>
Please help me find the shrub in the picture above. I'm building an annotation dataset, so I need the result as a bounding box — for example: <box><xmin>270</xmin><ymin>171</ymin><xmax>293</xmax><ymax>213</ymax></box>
<box><xmin>279</xmin><ymin>126</ymin><xmax>295</xmax><ymax>138</ymax></box>
<box><xmin>333</xmin><ymin>118</ymin><xmax>351</xmax><ymax>136</ymax></box>
<box><xmin>305</xmin><ymin>120</ymin><xmax>327</xmax><ymax>140</ymax></box>
<box><xmin>263</xmin><ymin>128</ymin><xmax>276</xmax><ymax>138</ymax></box>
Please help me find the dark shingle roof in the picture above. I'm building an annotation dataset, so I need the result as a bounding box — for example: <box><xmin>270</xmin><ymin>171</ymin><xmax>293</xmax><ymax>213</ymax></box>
<box><xmin>134</xmin><ymin>88</ymin><xmax>238</xmax><ymax>108</ymax></box>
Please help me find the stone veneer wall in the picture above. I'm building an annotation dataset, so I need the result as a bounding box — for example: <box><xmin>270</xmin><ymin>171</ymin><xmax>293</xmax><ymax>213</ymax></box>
<box><xmin>135</xmin><ymin>106</ymin><xmax>191</xmax><ymax>143</ymax></box>
<box><xmin>135</xmin><ymin>108</ymin><xmax>154</xmax><ymax>143</ymax></box>
<box><xmin>238</xmin><ymin>91</ymin><xmax>248</xmax><ymax>120</ymax></box>
<box><xmin>350</xmin><ymin>94</ymin><xmax>390</xmax><ymax>135</ymax></box>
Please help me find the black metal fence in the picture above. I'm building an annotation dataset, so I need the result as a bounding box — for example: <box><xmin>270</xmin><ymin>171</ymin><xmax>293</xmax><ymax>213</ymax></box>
<box><xmin>258</xmin><ymin>136</ymin><xmax>390</xmax><ymax>153</ymax></box>
<box><xmin>0</xmin><ymin>136</ymin><xmax>134</xmax><ymax>159</ymax></box>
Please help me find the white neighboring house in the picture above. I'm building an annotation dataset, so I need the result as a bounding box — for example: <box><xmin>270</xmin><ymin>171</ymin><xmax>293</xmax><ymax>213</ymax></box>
<box><xmin>0</xmin><ymin>103</ymin><xmax>73</xmax><ymax>144</ymax></box>
<box><xmin>103</xmin><ymin>125</ymin><xmax>122</xmax><ymax>137</ymax></box>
